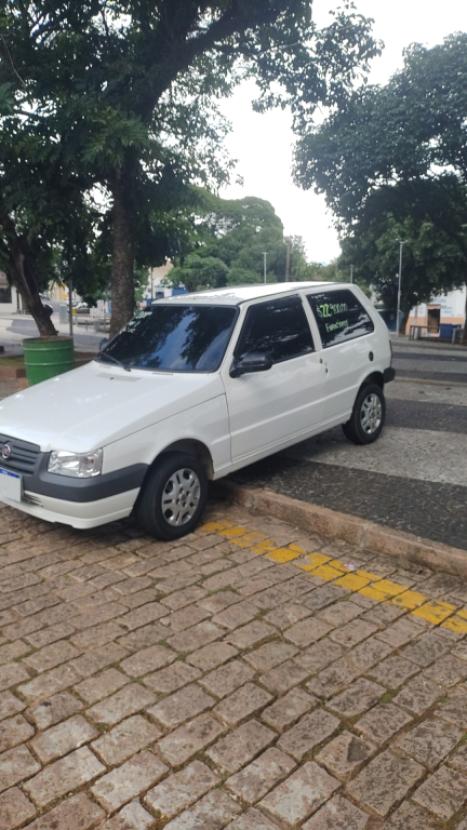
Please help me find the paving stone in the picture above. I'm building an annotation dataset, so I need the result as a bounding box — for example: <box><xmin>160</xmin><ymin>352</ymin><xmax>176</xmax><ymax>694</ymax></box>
<box><xmin>227</xmin><ymin>620</ymin><xmax>276</xmax><ymax>649</ymax></box>
<box><xmin>199</xmin><ymin>659</ymin><xmax>255</xmax><ymax>698</ymax></box>
<box><xmin>302</xmin><ymin>794</ymin><xmax>370</xmax><ymax>829</ymax></box>
<box><xmin>92</xmin><ymin>714</ymin><xmax>161</xmax><ymax>765</ymax></box>
<box><xmin>385</xmin><ymin>800</ymin><xmax>443</xmax><ymax>829</ymax></box>
<box><xmin>163</xmin><ymin>788</ymin><xmax>242</xmax><ymax>829</ymax></box>
<box><xmin>395</xmin><ymin>716</ymin><xmax>463</xmax><ymax>769</ymax></box>
<box><xmin>346</xmin><ymin>636</ymin><xmax>393</xmax><ymax>673</ymax></box>
<box><xmin>244</xmin><ymin>641</ymin><xmax>298</xmax><ymax>672</ymax></box>
<box><xmin>87</xmin><ymin>682</ymin><xmax>155</xmax><ymax>726</ymax></box>
<box><xmin>161</xmin><ymin>585</ymin><xmax>207</xmax><ymax>611</ymax></box>
<box><xmin>20</xmin><ymin>792</ymin><xmax>105</xmax><ymax>830</ymax></box>
<box><xmin>329</xmin><ymin>678</ymin><xmax>385</xmax><ymax>718</ymax></box>
<box><xmin>91</xmin><ymin>750</ymin><xmax>168</xmax><ymax>811</ymax></box>
<box><xmin>143</xmin><ymin>661</ymin><xmax>201</xmax><ymax>694</ymax></box>
<box><xmin>73</xmin><ymin>667</ymin><xmax>128</xmax><ymax>704</ymax></box>
<box><xmin>447</xmin><ymin>742</ymin><xmax>467</xmax><ymax>774</ymax></box>
<box><xmin>259</xmin><ymin>658</ymin><xmax>312</xmax><ymax>695</ymax></box>
<box><xmin>393</xmin><ymin>675</ymin><xmax>444</xmax><ymax>715</ymax></box>
<box><xmin>278</xmin><ymin>708</ymin><xmax>340</xmax><ymax>761</ymax></box>
<box><xmin>306</xmin><ymin>656</ymin><xmax>362</xmax><ymax>699</ymax></box>
<box><xmin>402</xmin><ymin>632</ymin><xmax>452</xmax><ymax>667</ymax></box>
<box><xmin>167</xmin><ymin>621</ymin><xmax>223</xmax><ymax>653</ymax></box>
<box><xmin>206</xmin><ymin>719</ymin><xmax>275</xmax><ymax>774</ymax></box>
<box><xmin>17</xmin><ymin>663</ymin><xmax>82</xmax><ymax>703</ymax></box>
<box><xmin>0</xmin><ymin>745</ymin><xmax>40</xmax><ymax>792</ymax></box>
<box><xmin>376</xmin><ymin>617</ymin><xmax>423</xmax><ymax>648</ymax></box>
<box><xmin>413</xmin><ymin>764</ymin><xmax>467</xmax><ymax>820</ymax></box>
<box><xmin>261</xmin><ymin>687</ymin><xmax>317</xmax><ymax>731</ymax></box>
<box><xmin>31</xmin><ymin>714</ymin><xmax>98</xmax><ymax>763</ymax></box>
<box><xmin>355</xmin><ymin>703</ymin><xmax>413</xmax><ymax>745</ymax></box>
<box><xmin>187</xmin><ymin>642</ymin><xmax>238</xmax><ymax>672</ymax></box>
<box><xmin>264</xmin><ymin>601</ymin><xmax>312</xmax><ymax>630</ymax></box>
<box><xmin>283</xmin><ymin>618</ymin><xmax>332</xmax><ymax>647</ymax></box>
<box><xmin>25</xmin><ymin>691</ymin><xmax>83</xmax><ymax>730</ymax></box>
<box><xmin>71</xmin><ymin>642</ymin><xmax>129</xmax><ymax>678</ymax></box>
<box><xmin>199</xmin><ymin>590</ymin><xmax>242</xmax><ymax>614</ymax></box>
<box><xmin>369</xmin><ymin>654</ymin><xmax>419</xmax><ymax>689</ymax></box>
<box><xmin>118</xmin><ymin>601</ymin><xmax>166</xmax><ymax>630</ymax></box>
<box><xmin>120</xmin><ymin>644</ymin><xmax>176</xmax><ymax>677</ymax></box>
<box><xmin>145</xmin><ymin>760</ymin><xmax>218</xmax><ymax>819</ymax></box>
<box><xmin>226</xmin><ymin>747</ymin><xmax>296</xmax><ymax>803</ymax></box>
<box><xmin>261</xmin><ymin>761</ymin><xmax>339</xmax><ymax>825</ymax></box>
<box><xmin>0</xmin><ymin>787</ymin><xmax>35</xmax><ymax>830</ymax></box>
<box><xmin>160</xmin><ymin>603</ymin><xmax>210</xmax><ymax>633</ymax></box>
<box><xmin>24</xmin><ymin>746</ymin><xmax>104</xmax><ymax>807</ymax></box>
<box><xmin>212</xmin><ymin>600</ymin><xmax>258</xmax><ymax>630</ymax></box>
<box><xmin>225</xmin><ymin>808</ymin><xmax>281</xmax><ymax>830</ymax></box>
<box><xmin>296</xmin><ymin>638</ymin><xmax>344</xmax><ymax>673</ymax></box>
<box><xmin>317</xmin><ymin>600</ymin><xmax>364</xmax><ymax>627</ymax></box>
<box><xmin>0</xmin><ymin>662</ymin><xmax>31</xmax><ymax>692</ymax></box>
<box><xmin>0</xmin><ymin>692</ymin><xmax>25</xmax><ymax>721</ymax></box>
<box><xmin>423</xmin><ymin>653</ymin><xmax>467</xmax><ymax>686</ymax></box>
<box><xmin>214</xmin><ymin>682</ymin><xmax>273</xmax><ymax>725</ymax></box>
<box><xmin>316</xmin><ymin>730</ymin><xmax>375</xmax><ymax>780</ymax></box>
<box><xmin>98</xmin><ymin>799</ymin><xmax>155</xmax><ymax>829</ymax></box>
<box><xmin>159</xmin><ymin>712</ymin><xmax>225</xmax><ymax>767</ymax></box>
<box><xmin>434</xmin><ymin>686</ymin><xmax>467</xmax><ymax>728</ymax></box>
<box><xmin>347</xmin><ymin>749</ymin><xmax>425</xmax><ymax>817</ymax></box>
<box><xmin>148</xmin><ymin>683</ymin><xmax>215</xmax><ymax>729</ymax></box>
<box><xmin>0</xmin><ymin>714</ymin><xmax>34</xmax><ymax>753</ymax></box>
<box><xmin>329</xmin><ymin>619</ymin><xmax>378</xmax><ymax>648</ymax></box>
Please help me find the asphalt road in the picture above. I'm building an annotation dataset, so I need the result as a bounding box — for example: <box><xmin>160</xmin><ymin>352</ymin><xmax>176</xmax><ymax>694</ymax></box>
<box><xmin>8</xmin><ymin>318</ymin><xmax>103</xmax><ymax>351</ymax></box>
<box><xmin>233</xmin><ymin>340</ymin><xmax>467</xmax><ymax>552</ymax></box>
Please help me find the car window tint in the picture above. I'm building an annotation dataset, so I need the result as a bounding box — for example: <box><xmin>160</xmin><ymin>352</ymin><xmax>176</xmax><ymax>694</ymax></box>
<box><xmin>101</xmin><ymin>305</ymin><xmax>237</xmax><ymax>372</ymax></box>
<box><xmin>236</xmin><ymin>295</ymin><xmax>313</xmax><ymax>363</ymax></box>
<box><xmin>307</xmin><ymin>290</ymin><xmax>374</xmax><ymax>348</ymax></box>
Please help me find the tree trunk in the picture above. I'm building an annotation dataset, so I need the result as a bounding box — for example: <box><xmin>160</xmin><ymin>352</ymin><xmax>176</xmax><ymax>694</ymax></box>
<box><xmin>462</xmin><ymin>285</ymin><xmax>467</xmax><ymax>345</ymax></box>
<box><xmin>399</xmin><ymin>310</ymin><xmax>410</xmax><ymax>335</ymax></box>
<box><xmin>109</xmin><ymin>171</ymin><xmax>135</xmax><ymax>337</ymax></box>
<box><xmin>9</xmin><ymin>241</ymin><xmax>57</xmax><ymax>338</ymax></box>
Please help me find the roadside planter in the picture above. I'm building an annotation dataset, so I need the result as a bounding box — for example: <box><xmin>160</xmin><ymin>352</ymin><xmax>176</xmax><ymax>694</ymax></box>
<box><xmin>23</xmin><ymin>336</ymin><xmax>74</xmax><ymax>386</ymax></box>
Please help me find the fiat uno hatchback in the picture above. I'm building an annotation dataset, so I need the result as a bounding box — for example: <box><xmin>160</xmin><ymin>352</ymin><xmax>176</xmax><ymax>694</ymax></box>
<box><xmin>0</xmin><ymin>282</ymin><xmax>394</xmax><ymax>539</ymax></box>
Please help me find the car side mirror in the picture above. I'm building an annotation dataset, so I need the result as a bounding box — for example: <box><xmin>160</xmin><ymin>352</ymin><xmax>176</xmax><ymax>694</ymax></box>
<box><xmin>230</xmin><ymin>351</ymin><xmax>273</xmax><ymax>378</ymax></box>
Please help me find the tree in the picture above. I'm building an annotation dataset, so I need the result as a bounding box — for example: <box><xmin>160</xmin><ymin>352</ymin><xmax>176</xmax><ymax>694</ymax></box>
<box><xmin>1</xmin><ymin>1</ymin><xmax>380</xmax><ymax>335</ymax></box>
<box><xmin>294</xmin><ymin>33</ymin><xmax>467</xmax><ymax>336</ymax></box>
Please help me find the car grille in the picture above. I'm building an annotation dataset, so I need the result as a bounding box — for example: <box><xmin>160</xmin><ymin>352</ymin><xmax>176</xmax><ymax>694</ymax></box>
<box><xmin>0</xmin><ymin>435</ymin><xmax>41</xmax><ymax>475</ymax></box>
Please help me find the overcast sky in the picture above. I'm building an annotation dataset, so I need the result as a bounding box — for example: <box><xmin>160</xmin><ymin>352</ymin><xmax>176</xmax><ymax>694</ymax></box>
<box><xmin>220</xmin><ymin>0</ymin><xmax>466</xmax><ymax>264</ymax></box>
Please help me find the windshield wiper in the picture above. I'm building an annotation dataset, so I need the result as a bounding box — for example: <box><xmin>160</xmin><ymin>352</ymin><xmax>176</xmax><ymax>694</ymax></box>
<box><xmin>97</xmin><ymin>352</ymin><xmax>131</xmax><ymax>372</ymax></box>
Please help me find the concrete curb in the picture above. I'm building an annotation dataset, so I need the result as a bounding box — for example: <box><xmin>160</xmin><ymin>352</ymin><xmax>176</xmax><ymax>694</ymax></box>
<box><xmin>216</xmin><ymin>481</ymin><xmax>467</xmax><ymax>579</ymax></box>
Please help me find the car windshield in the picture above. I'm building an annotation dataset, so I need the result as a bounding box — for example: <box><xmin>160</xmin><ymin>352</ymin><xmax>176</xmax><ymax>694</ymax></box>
<box><xmin>98</xmin><ymin>304</ymin><xmax>237</xmax><ymax>373</ymax></box>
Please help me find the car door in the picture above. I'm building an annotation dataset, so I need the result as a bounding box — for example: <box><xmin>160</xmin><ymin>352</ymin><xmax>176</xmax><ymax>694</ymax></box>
<box><xmin>306</xmin><ymin>287</ymin><xmax>377</xmax><ymax>422</ymax></box>
<box><xmin>223</xmin><ymin>294</ymin><xmax>327</xmax><ymax>462</ymax></box>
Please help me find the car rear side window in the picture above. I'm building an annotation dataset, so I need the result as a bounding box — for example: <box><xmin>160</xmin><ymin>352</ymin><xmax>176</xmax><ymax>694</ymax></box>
<box><xmin>236</xmin><ymin>295</ymin><xmax>314</xmax><ymax>363</ymax></box>
<box><xmin>307</xmin><ymin>289</ymin><xmax>374</xmax><ymax>348</ymax></box>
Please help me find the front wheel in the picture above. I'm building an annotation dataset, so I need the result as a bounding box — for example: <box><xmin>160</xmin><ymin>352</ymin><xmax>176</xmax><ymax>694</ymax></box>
<box><xmin>342</xmin><ymin>383</ymin><xmax>386</xmax><ymax>445</ymax></box>
<box><xmin>135</xmin><ymin>452</ymin><xmax>208</xmax><ymax>540</ymax></box>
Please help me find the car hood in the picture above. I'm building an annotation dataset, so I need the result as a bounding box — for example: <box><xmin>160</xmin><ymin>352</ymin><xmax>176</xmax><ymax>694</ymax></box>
<box><xmin>0</xmin><ymin>361</ymin><xmax>225</xmax><ymax>452</ymax></box>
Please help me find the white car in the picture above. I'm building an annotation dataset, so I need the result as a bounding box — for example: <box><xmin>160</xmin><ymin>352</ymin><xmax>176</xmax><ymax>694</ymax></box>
<box><xmin>0</xmin><ymin>282</ymin><xmax>394</xmax><ymax>539</ymax></box>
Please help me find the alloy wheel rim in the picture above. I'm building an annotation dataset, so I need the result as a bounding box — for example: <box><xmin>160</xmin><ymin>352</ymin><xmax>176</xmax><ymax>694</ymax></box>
<box><xmin>360</xmin><ymin>393</ymin><xmax>383</xmax><ymax>434</ymax></box>
<box><xmin>161</xmin><ymin>468</ymin><xmax>201</xmax><ymax>527</ymax></box>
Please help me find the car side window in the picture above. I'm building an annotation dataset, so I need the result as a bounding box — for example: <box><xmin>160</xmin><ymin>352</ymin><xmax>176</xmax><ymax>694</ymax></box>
<box><xmin>307</xmin><ymin>289</ymin><xmax>374</xmax><ymax>348</ymax></box>
<box><xmin>235</xmin><ymin>295</ymin><xmax>314</xmax><ymax>363</ymax></box>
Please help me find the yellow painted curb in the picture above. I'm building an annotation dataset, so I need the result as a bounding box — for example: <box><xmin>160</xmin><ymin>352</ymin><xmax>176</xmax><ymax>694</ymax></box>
<box><xmin>215</xmin><ymin>482</ymin><xmax>467</xmax><ymax>580</ymax></box>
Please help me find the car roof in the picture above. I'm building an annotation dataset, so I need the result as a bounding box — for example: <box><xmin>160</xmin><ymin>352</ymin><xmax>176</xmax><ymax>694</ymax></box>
<box><xmin>158</xmin><ymin>281</ymin><xmax>349</xmax><ymax>307</ymax></box>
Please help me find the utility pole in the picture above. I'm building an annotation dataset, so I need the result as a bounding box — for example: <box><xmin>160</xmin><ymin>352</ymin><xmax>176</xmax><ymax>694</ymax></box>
<box><xmin>396</xmin><ymin>240</ymin><xmax>407</xmax><ymax>336</ymax></box>
<box><xmin>285</xmin><ymin>239</ymin><xmax>291</xmax><ymax>282</ymax></box>
<box><xmin>68</xmin><ymin>277</ymin><xmax>74</xmax><ymax>339</ymax></box>
<box><xmin>350</xmin><ymin>264</ymin><xmax>354</xmax><ymax>284</ymax></box>
<box><xmin>263</xmin><ymin>252</ymin><xmax>267</xmax><ymax>284</ymax></box>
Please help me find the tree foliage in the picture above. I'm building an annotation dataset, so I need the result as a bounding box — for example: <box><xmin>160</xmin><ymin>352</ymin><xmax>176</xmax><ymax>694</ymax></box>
<box><xmin>294</xmin><ymin>32</ymin><xmax>467</xmax><ymax>334</ymax></box>
<box><xmin>0</xmin><ymin>0</ymin><xmax>380</xmax><ymax>335</ymax></box>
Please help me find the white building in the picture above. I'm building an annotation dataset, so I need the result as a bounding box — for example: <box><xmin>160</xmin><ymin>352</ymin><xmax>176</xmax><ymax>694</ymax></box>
<box><xmin>0</xmin><ymin>272</ymin><xmax>22</xmax><ymax>313</ymax></box>
<box><xmin>407</xmin><ymin>286</ymin><xmax>466</xmax><ymax>337</ymax></box>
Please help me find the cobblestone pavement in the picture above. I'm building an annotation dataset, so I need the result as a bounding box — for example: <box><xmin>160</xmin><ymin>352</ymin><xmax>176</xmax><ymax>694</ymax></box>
<box><xmin>0</xmin><ymin>500</ymin><xmax>466</xmax><ymax>829</ymax></box>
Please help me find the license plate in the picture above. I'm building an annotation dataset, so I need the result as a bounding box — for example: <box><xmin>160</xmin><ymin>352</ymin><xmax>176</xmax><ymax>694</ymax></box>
<box><xmin>0</xmin><ymin>467</ymin><xmax>22</xmax><ymax>503</ymax></box>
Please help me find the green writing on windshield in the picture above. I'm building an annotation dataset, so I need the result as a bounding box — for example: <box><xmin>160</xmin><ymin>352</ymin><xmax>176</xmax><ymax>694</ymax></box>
<box><xmin>317</xmin><ymin>302</ymin><xmax>348</xmax><ymax>319</ymax></box>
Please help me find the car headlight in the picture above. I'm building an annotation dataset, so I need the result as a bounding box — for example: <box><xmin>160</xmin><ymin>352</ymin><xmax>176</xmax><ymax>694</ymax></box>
<box><xmin>48</xmin><ymin>449</ymin><xmax>103</xmax><ymax>478</ymax></box>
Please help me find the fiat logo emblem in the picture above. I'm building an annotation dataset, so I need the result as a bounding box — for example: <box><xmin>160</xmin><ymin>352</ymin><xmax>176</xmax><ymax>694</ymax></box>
<box><xmin>1</xmin><ymin>443</ymin><xmax>12</xmax><ymax>460</ymax></box>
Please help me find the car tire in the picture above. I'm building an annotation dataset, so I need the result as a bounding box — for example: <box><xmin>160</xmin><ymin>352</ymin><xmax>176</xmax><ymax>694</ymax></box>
<box><xmin>342</xmin><ymin>382</ymin><xmax>386</xmax><ymax>445</ymax></box>
<box><xmin>135</xmin><ymin>452</ymin><xmax>208</xmax><ymax>540</ymax></box>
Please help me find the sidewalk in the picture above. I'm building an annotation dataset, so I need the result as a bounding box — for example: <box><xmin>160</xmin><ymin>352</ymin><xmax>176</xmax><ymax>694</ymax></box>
<box><xmin>0</xmin><ymin>499</ymin><xmax>466</xmax><ymax>829</ymax></box>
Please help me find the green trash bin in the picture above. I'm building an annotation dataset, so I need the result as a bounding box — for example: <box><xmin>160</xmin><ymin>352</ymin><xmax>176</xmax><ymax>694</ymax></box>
<box><xmin>23</xmin><ymin>336</ymin><xmax>74</xmax><ymax>386</ymax></box>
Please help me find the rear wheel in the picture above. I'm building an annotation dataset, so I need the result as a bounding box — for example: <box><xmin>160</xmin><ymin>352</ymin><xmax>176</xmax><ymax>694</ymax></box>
<box><xmin>342</xmin><ymin>383</ymin><xmax>385</xmax><ymax>445</ymax></box>
<box><xmin>136</xmin><ymin>452</ymin><xmax>208</xmax><ymax>540</ymax></box>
